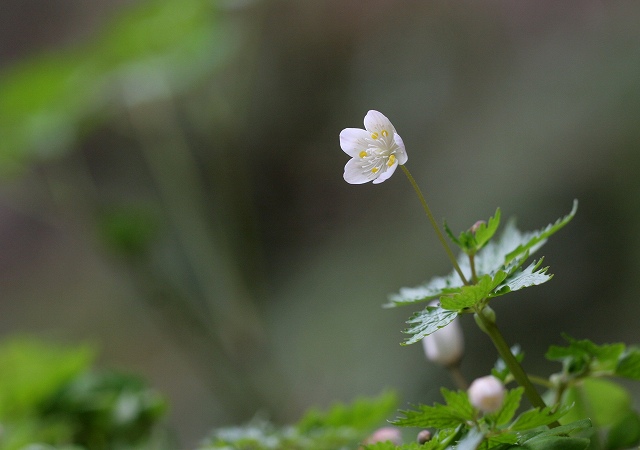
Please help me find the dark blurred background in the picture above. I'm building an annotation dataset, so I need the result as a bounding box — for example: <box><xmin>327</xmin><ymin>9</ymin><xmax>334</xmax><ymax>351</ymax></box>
<box><xmin>1</xmin><ymin>0</ymin><xmax>640</xmax><ymax>447</ymax></box>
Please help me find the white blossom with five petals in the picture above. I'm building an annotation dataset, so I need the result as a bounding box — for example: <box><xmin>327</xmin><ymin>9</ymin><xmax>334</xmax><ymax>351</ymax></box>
<box><xmin>340</xmin><ymin>110</ymin><xmax>408</xmax><ymax>184</ymax></box>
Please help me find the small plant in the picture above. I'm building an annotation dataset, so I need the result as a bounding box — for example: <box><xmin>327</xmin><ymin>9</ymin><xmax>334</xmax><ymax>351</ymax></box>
<box><xmin>202</xmin><ymin>110</ymin><xmax>640</xmax><ymax>449</ymax></box>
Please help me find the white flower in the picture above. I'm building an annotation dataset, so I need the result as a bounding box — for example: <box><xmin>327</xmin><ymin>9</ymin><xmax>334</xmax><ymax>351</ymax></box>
<box><xmin>364</xmin><ymin>427</ymin><xmax>402</xmax><ymax>446</ymax></box>
<box><xmin>422</xmin><ymin>301</ymin><xmax>464</xmax><ymax>367</ymax></box>
<box><xmin>467</xmin><ymin>375</ymin><xmax>506</xmax><ymax>414</ymax></box>
<box><xmin>340</xmin><ymin>110</ymin><xmax>408</xmax><ymax>184</ymax></box>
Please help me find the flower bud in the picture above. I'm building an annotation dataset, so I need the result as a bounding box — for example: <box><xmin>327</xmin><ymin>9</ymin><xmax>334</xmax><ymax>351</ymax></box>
<box><xmin>417</xmin><ymin>429</ymin><xmax>432</xmax><ymax>444</ymax></box>
<box><xmin>422</xmin><ymin>302</ymin><xmax>464</xmax><ymax>367</ymax></box>
<box><xmin>363</xmin><ymin>427</ymin><xmax>402</xmax><ymax>446</ymax></box>
<box><xmin>467</xmin><ymin>375</ymin><xmax>506</xmax><ymax>413</ymax></box>
<box><xmin>470</xmin><ymin>220</ymin><xmax>486</xmax><ymax>233</ymax></box>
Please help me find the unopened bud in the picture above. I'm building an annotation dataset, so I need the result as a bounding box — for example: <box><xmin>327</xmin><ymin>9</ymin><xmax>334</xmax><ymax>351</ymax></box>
<box><xmin>422</xmin><ymin>302</ymin><xmax>464</xmax><ymax>367</ymax></box>
<box><xmin>363</xmin><ymin>427</ymin><xmax>402</xmax><ymax>446</ymax></box>
<box><xmin>417</xmin><ymin>429</ymin><xmax>432</xmax><ymax>444</ymax></box>
<box><xmin>470</xmin><ymin>220</ymin><xmax>486</xmax><ymax>233</ymax></box>
<box><xmin>467</xmin><ymin>375</ymin><xmax>505</xmax><ymax>413</ymax></box>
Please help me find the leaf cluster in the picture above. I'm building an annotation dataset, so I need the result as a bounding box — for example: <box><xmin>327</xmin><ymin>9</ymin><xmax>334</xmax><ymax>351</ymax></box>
<box><xmin>545</xmin><ymin>336</ymin><xmax>640</xmax><ymax>449</ymax></box>
<box><xmin>390</xmin><ymin>387</ymin><xmax>588</xmax><ymax>450</ymax></box>
<box><xmin>387</xmin><ymin>201</ymin><xmax>578</xmax><ymax>345</ymax></box>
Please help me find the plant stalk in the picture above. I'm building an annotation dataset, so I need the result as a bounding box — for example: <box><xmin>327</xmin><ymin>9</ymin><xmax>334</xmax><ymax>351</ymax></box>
<box><xmin>474</xmin><ymin>309</ymin><xmax>554</xmax><ymax>418</ymax></box>
<box><xmin>400</xmin><ymin>165</ymin><xmax>469</xmax><ymax>285</ymax></box>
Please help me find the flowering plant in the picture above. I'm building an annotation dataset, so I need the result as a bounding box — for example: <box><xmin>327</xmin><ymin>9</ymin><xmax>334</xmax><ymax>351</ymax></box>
<box><xmin>201</xmin><ymin>111</ymin><xmax>640</xmax><ymax>450</ymax></box>
<box><xmin>337</xmin><ymin>111</ymin><xmax>640</xmax><ymax>450</ymax></box>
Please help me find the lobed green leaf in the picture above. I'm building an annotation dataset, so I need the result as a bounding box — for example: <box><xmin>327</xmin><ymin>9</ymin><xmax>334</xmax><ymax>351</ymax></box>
<box><xmin>401</xmin><ymin>307</ymin><xmax>458</xmax><ymax>345</ymax></box>
<box><xmin>616</xmin><ymin>347</ymin><xmax>640</xmax><ymax>380</ymax></box>
<box><xmin>440</xmin><ymin>272</ymin><xmax>507</xmax><ymax>310</ymax></box>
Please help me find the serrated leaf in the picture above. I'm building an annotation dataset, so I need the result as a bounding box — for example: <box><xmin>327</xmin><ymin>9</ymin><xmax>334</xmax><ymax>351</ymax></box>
<box><xmin>385</xmin><ymin>273</ymin><xmax>463</xmax><ymax>308</ymax></box>
<box><xmin>616</xmin><ymin>347</ymin><xmax>640</xmax><ymax>380</ymax></box>
<box><xmin>509</xmin><ymin>403</ymin><xmax>572</xmax><ymax>431</ymax></box>
<box><xmin>489</xmin><ymin>388</ymin><xmax>524</xmax><ymax>426</ymax></box>
<box><xmin>440</xmin><ymin>272</ymin><xmax>507</xmax><ymax>310</ymax></box>
<box><xmin>393</xmin><ymin>404</ymin><xmax>466</xmax><ymax>429</ymax></box>
<box><xmin>402</xmin><ymin>307</ymin><xmax>458</xmax><ymax>345</ymax></box>
<box><xmin>441</xmin><ymin>388</ymin><xmax>476</xmax><ymax>422</ymax></box>
<box><xmin>392</xmin><ymin>390</ymin><xmax>474</xmax><ymax>429</ymax></box>
<box><xmin>490</xmin><ymin>260</ymin><xmax>552</xmax><ymax>298</ymax></box>
<box><xmin>504</xmin><ymin>200</ymin><xmax>578</xmax><ymax>265</ymax></box>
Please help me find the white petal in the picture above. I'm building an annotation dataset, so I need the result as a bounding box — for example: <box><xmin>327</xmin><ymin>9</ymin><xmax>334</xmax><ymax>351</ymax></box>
<box><xmin>393</xmin><ymin>133</ymin><xmax>408</xmax><ymax>165</ymax></box>
<box><xmin>364</xmin><ymin>110</ymin><xmax>395</xmax><ymax>134</ymax></box>
<box><xmin>372</xmin><ymin>161</ymin><xmax>397</xmax><ymax>184</ymax></box>
<box><xmin>344</xmin><ymin>158</ymin><xmax>374</xmax><ymax>184</ymax></box>
<box><xmin>340</xmin><ymin>128</ymin><xmax>370</xmax><ymax>157</ymax></box>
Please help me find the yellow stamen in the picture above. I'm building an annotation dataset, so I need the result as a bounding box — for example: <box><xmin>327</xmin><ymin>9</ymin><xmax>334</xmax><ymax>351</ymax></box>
<box><xmin>371</xmin><ymin>167</ymin><xmax>379</xmax><ymax>174</ymax></box>
<box><xmin>371</xmin><ymin>132</ymin><xmax>379</xmax><ymax>140</ymax></box>
<box><xmin>387</xmin><ymin>154</ymin><xmax>396</xmax><ymax>167</ymax></box>
<box><xmin>359</xmin><ymin>150</ymin><xmax>367</xmax><ymax>158</ymax></box>
<box><xmin>381</xmin><ymin>130</ymin><xmax>389</xmax><ymax>137</ymax></box>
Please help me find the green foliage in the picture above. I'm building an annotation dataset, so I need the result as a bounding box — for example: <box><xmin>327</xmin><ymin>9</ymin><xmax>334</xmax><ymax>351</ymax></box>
<box><xmin>444</xmin><ymin>208</ymin><xmax>501</xmax><ymax>256</ymax></box>
<box><xmin>392</xmin><ymin>385</ymin><xmax>582</xmax><ymax>450</ymax></box>
<box><xmin>0</xmin><ymin>338</ymin><xmax>169</xmax><ymax>450</ymax></box>
<box><xmin>198</xmin><ymin>392</ymin><xmax>398</xmax><ymax>450</ymax></box>
<box><xmin>401</xmin><ymin>307</ymin><xmax>458</xmax><ymax>345</ymax></box>
<box><xmin>546</xmin><ymin>335</ymin><xmax>639</xmax><ymax>379</ymax></box>
<box><xmin>0</xmin><ymin>0</ymin><xmax>232</xmax><ymax>176</ymax></box>
<box><xmin>392</xmin><ymin>201</ymin><xmax>577</xmax><ymax>344</ymax></box>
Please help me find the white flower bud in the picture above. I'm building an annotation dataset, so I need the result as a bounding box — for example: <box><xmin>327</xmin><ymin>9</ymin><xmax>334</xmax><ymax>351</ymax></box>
<box><xmin>467</xmin><ymin>375</ymin><xmax>506</xmax><ymax>413</ymax></box>
<box><xmin>421</xmin><ymin>302</ymin><xmax>464</xmax><ymax>367</ymax></box>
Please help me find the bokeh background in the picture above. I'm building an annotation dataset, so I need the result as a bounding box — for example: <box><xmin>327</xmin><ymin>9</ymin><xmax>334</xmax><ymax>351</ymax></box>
<box><xmin>1</xmin><ymin>0</ymin><xmax>640</xmax><ymax>447</ymax></box>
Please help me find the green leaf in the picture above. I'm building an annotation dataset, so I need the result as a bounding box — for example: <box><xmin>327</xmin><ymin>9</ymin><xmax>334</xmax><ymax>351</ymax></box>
<box><xmin>401</xmin><ymin>307</ymin><xmax>458</xmax><ymax>346</ymax></box>
<box><xmin>560</xmin><ymin>378</ymin><xmax>631</xmax><ymax>427</ymax></box>
<box><xmin>616</xmin><ymin>347</ymin><xmax>640</xmax><ymax>380</ymax></box>
<box><xmin>392</xmin><ymin>389</ymin><xmax>474</xmax><ymax>429</ymax></box>
<box><xmin>509</xmin><ymin>403</ymin><xmax>572</xmax><ymax>431</ymax></box>
<box><xmin>297</xmin><ymin>391</ymin><xmax>398</xmax><ymax>432</ymax></box>
<box><xmin>440</xmin><ymin>272</ymin><xmax>507</xmax><ymax>310</ymax></box>
<box><xmin>474</xmin><ymin>208</ymin><xmax>501</xmax><ymax>250</ymax></box>
<box><xmin>489</xmin><ymin>388</ymin><xmax>524</xmax><ymax>426</ymax></box>
<box><xmin>385</xmin><ymin>273</ymin><xmax>463</xmax><ymax>308</ymax></box>
<box><xmin>518</xmin><ymin>436</ymin><xmax>590</xmax><ymax>450</ymax></box>
<box><xmin>490</xmin><ymin>260</ymin><xmax>552</xmax><ymax>298</ymax></box>
<box><xmin>606</xmin><ymin>410</ymin><xmax>640</xmax><ymax>450</ymax></box>
<box><xmin>503</xmin><ymin>200</ymin><xmax>578</xmax><ymax>265</ymax></box>
<box><xmin>456</xmin><ymin>428</ymin><xmax>485</xmax><ymax>450</ymax></box>
<box><xmin>546</xmin><ymin>335</ymin><xmax>625</xmax><ymax>376</ymax></box>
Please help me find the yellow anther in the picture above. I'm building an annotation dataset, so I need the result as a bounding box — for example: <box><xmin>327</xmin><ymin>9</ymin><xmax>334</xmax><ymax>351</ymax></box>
<box><xmin>387</xmin><ymin>154</ymin><xmax>396</xmax><ymax>167</ymax></box>
<box><xmin>371</xmin><ymin>132</ymin><xmax>379</xmax><ymax>140</ymax></box>
<box><xmin>381</xmin><ymin>130</ymin><xmax>389</xmax><ymax>137</ymax></box>
<box><xmin>359</xmin><ymin>150</ymin><xmax>367</xmax><ymax>158</ymax></box>
<box><xmin>371</xmin><ymin>167</ymin><xmax>379</xmax><ymax>174</ymax></box>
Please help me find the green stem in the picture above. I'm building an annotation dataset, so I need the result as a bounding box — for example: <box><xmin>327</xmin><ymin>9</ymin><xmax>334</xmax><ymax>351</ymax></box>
<box><xmin>474</xmin><ymin>309</ymin><xmax>551</xmax><ymax>414</ymax></box>
<box><xmin>400</xmin><ymin>165</ymin><xmax>469</xmax><ymax>285</ymax></box>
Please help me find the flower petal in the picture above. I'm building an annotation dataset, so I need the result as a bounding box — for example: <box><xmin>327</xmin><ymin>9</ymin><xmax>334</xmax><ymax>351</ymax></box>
<box><xmin>344</xmin><ymin>158</ymin><xmax>374</xmax><ymax>184</ymax></box>
<box><xmin>372</xmin><ymin>161</ymin><xmax>398</xmax><ymax>184</ymax></box>
<box><xmin>393</xmin><ymin>133</ymin><xmax>408</xmax><ymax>165</ymax></box>
<box><xmin>339</xmin><ymin>128</ymin><xmax>370</xmax><ymax>157</ymax></box>
<box><xmin>364</xmin><ymin>110</ymin><xmax>395</xmax><ymax>134</ymax></box>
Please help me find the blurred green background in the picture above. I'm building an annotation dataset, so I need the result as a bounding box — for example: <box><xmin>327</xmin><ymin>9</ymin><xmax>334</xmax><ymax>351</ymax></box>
<box><xmin>1</xmin><ymin>0</ymin><xmax>640</xmax><ymax>447</ymax></box>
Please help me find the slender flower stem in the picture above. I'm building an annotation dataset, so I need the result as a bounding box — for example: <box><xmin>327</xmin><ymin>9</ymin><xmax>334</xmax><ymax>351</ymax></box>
<box><xmin>400</xmin><ymin>165</ymin><xmax>469</xmax><ymax>285</ymax></box>
<box><xmin>448</xmin><ymin>364</ymin><xmax>469</xmax><ymax>390</ymax></box>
